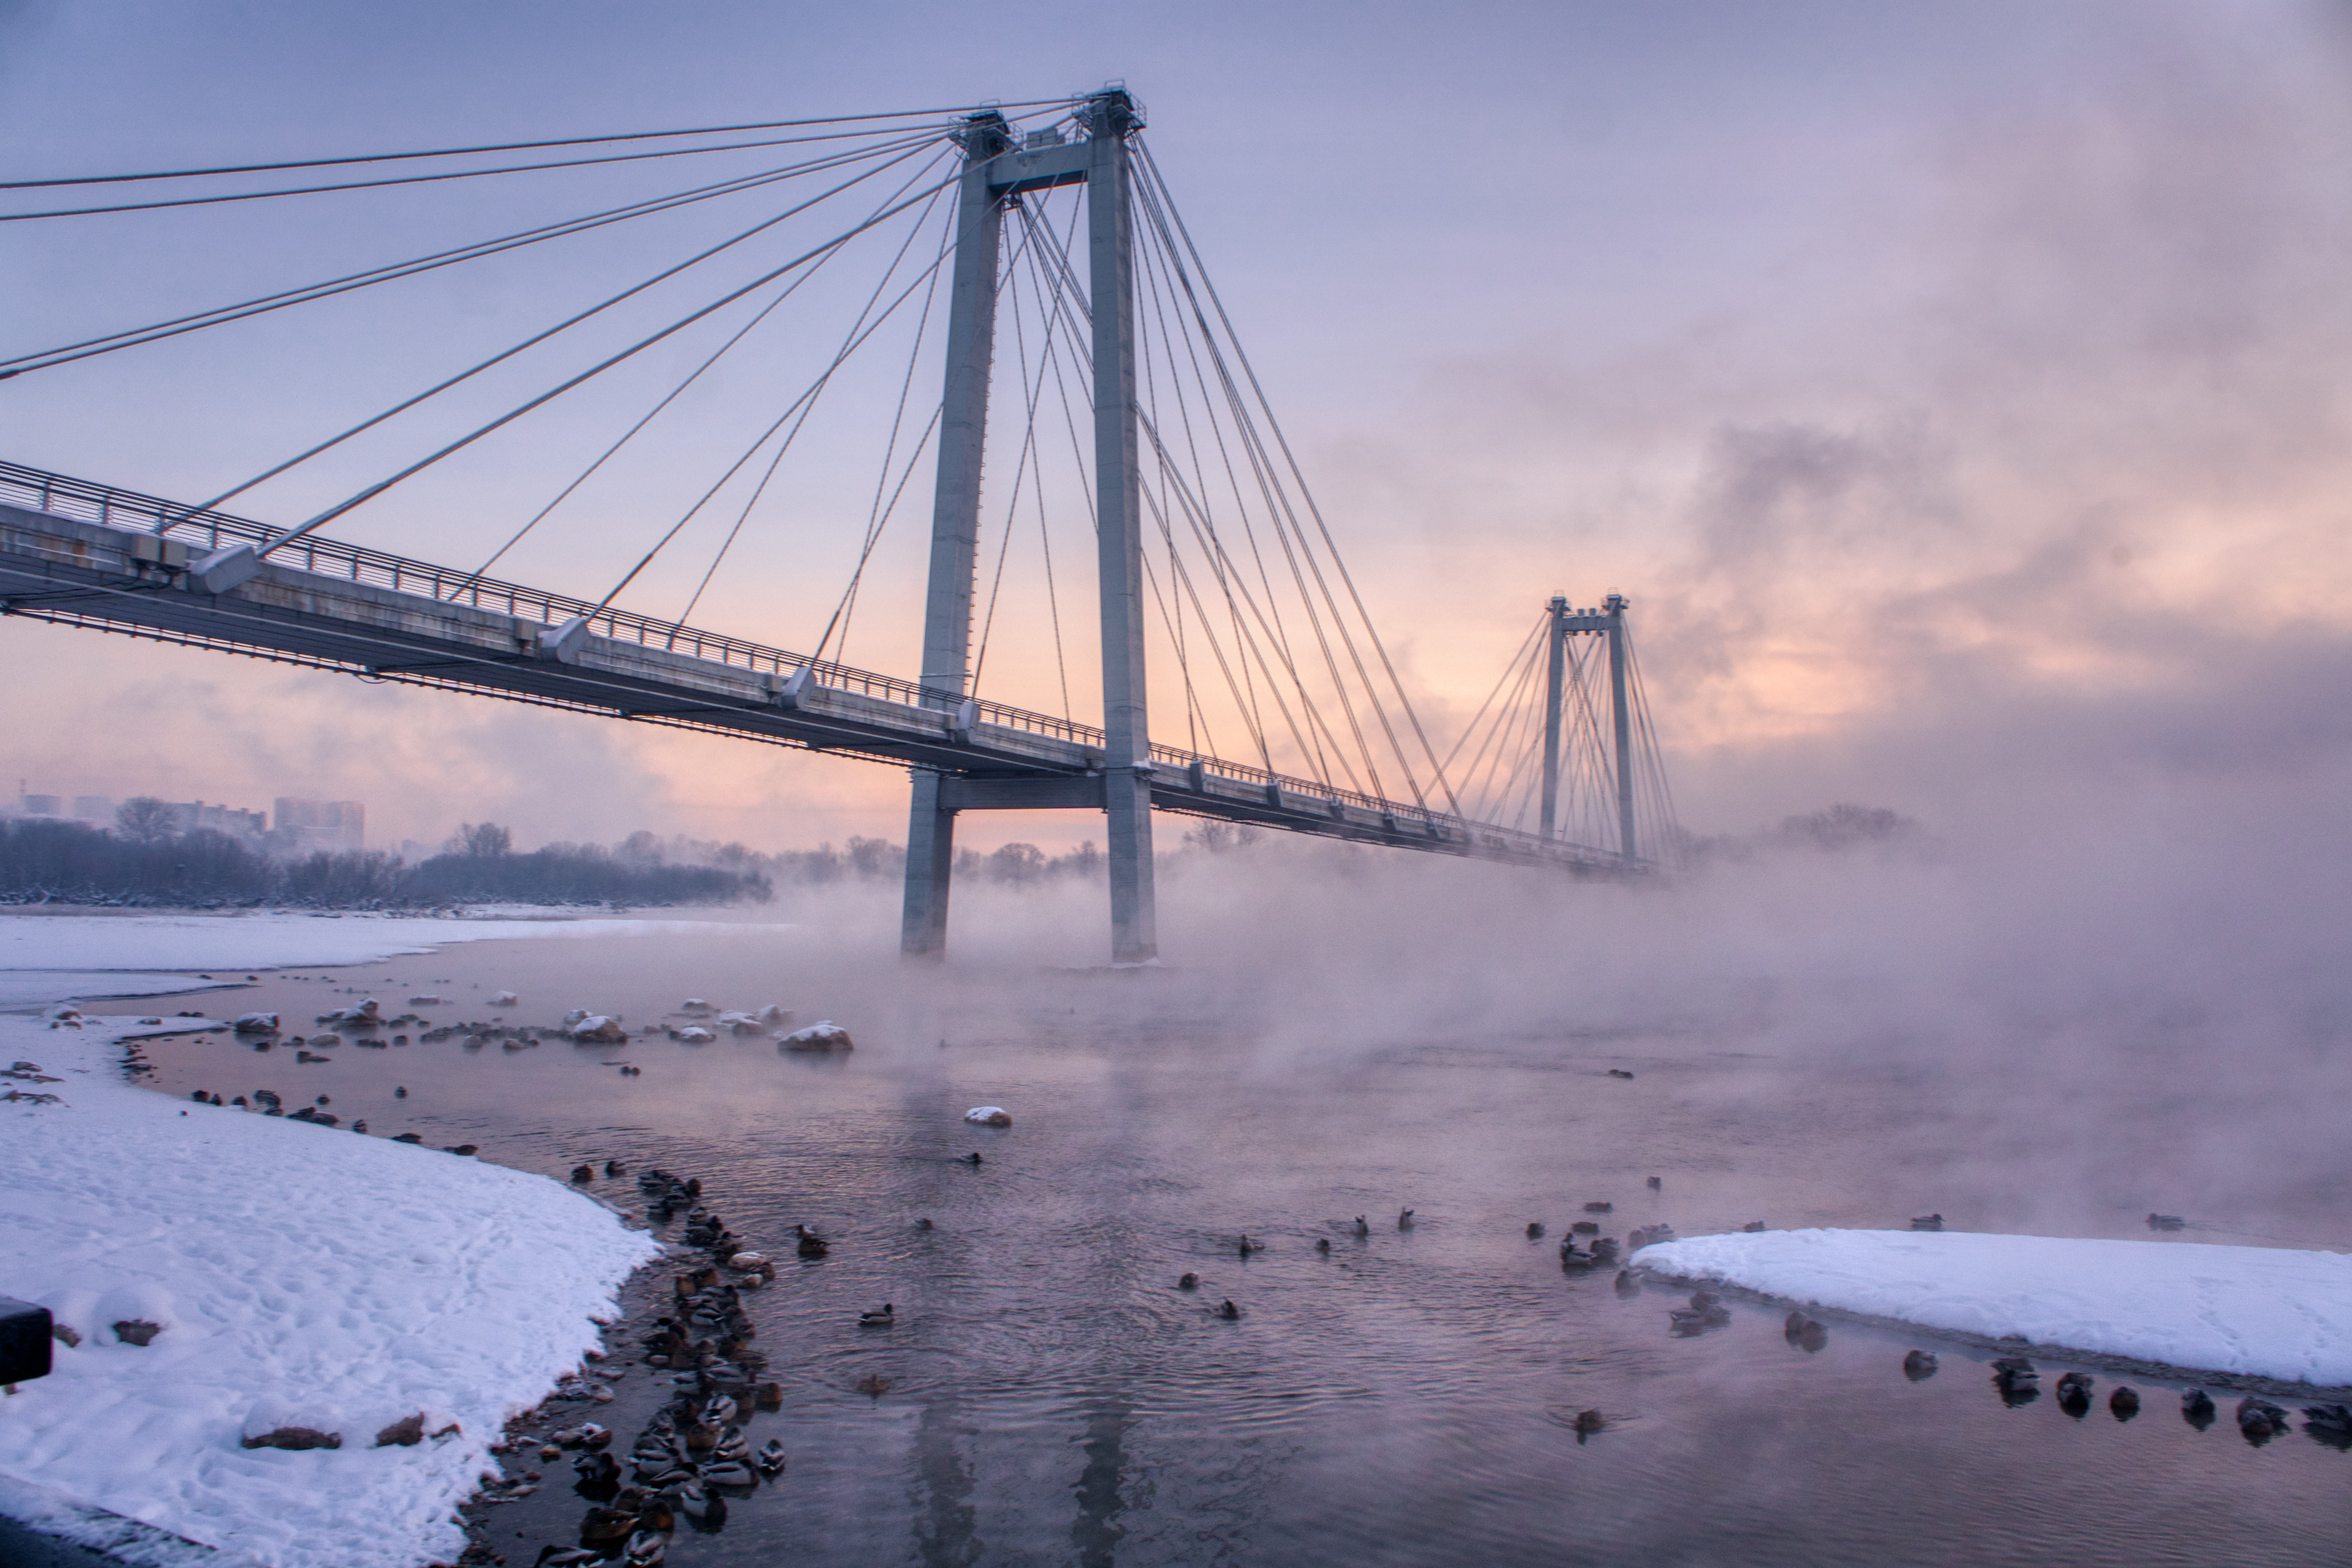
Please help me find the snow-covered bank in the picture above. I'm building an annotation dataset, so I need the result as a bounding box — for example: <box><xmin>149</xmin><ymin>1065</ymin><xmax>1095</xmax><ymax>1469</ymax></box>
<box><xmin>0</xmin><ymin>1011</ymin><xmax>659</xmax><ymax>1568</ymax></box>
<box><xmin>1638</xmin><ymin>1229</ymin><xmax>2352</xmax><ymax>1389</ymax></box>
<box><xmin>0</xmin><ymin>911</ymin><xmax>789</xmax><ymax>977</ymax></box>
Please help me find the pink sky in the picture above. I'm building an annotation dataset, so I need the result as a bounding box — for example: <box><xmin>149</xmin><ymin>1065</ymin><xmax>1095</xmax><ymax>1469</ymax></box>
<box><xmin>4</xmin><ymin>1</ymin><xmax>2348</xmax><ymax>857</ymax></box>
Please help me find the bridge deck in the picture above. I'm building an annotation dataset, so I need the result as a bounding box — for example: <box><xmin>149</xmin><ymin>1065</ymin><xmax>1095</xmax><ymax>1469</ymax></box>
<box><xmin>0</xmin><ymin>461</ymin><xmax>1630</xmax><ymax>872</ymax></box>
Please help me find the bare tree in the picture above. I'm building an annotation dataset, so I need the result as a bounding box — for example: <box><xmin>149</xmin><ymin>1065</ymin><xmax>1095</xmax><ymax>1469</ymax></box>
<box><xmin>114</xmin><ymin>796</ymin><xmax>180</xmax><ymax>846</ymax></box>
<box><xmin>444</xmin><ymin>822</ymin><xmax>512</xmax><ymax>858</ymax></box>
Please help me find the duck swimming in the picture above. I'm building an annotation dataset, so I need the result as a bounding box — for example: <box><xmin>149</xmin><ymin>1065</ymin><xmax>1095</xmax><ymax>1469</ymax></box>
<box><xmin>1177</xmin><ymin>1272</ymin><xmax>1200</xmax><ymax>1290</ymax></box>
<box><xmin>1525</xmin><ymin>1221</ymin><xmax>1546</xmax><ymax>1239</ymax></box>
<box><xmin>1350</xmin><ymin>1216</ymin><xmax>1370</xmax><ymax>1237</ymax></box>
<box><xmin>1397</xmin><ymin>1209</ymin><xmax>1415</xmax><ymax>1230</ymax></box>
<box><xmin>1217</xmin><ymin>1299</ymin><xmax>1241</xmax><ymax>1320</ymax></box>
<box><xmin>1902</xmin><ymin>1349</ymin><xmax>1938</xmax><ymax>1381</ymax></box>
<box><xmin>2109</xmin><ymin>1386</ymin><xmax>2140</xmax><ymax>1420</ymax></box>
<box><xmin>756</xmin><ymin>1438</ymin><xmax>787</xmax><ymax>1475</ymax></box>
<box><xmin>795</xmin><ymin>1225</ymin><xmax>829</xmax><ymax>1258</ymax></box>
<box><xmin>859</xmin><ymin>1303</ymin><xmax>895</xmax><ymax>1328</ymax></box>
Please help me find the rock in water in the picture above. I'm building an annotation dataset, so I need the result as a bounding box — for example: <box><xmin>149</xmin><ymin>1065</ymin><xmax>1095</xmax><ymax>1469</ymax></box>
<box><xmin>777</xmin><ymin>1021</ymin><xmax>854</xmax><ymax>1053</ymax></box>
<box><xmin>964</xmin><ymin>1106</ymin><xmax>1012</xmax><ymax>1127</ymax></box>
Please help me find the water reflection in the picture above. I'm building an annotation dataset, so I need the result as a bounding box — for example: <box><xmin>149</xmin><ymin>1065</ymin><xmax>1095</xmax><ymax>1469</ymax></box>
<box><xmin>122</xmin><ymin>933</ymin><xmax>2352</xmax><ymax>1568</ymax></box>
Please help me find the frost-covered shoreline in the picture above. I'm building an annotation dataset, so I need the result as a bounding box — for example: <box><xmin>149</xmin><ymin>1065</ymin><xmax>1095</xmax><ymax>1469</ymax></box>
<box><xmin>0</xmin><ymin>918</ymin><xmax>665</xmax><ymax>1568</ymax></box>
<box><xmin>1637</xmin><ymin>1229</ymin><xmax>2352</xmax><ymax>1393</ymax></box>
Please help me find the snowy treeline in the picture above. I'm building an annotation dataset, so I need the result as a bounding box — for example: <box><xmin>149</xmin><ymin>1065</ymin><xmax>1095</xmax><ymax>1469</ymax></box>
<box><xmin>0</xmin><ymin>817</ymin><xmax>768</xmax><ymax>908</ymax></box>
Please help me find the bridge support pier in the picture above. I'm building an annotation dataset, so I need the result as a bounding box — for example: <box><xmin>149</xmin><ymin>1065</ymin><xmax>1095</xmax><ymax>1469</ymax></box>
<box><xmin>900</xmin><ymin>90</ymin><xmax>1157</xmax><ymax>964</ymax></box>
<box><xmin>900</xmin><ymin>109</ymin><xmax>1012</xmax><ymax>960</ymax></box>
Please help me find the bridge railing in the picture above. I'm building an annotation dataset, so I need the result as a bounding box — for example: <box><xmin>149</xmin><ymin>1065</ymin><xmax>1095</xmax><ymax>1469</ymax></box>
<box><xmin>0</xmin><ymin>459</ymin><xmax>1626</xmax><ymax>866</ymax></box>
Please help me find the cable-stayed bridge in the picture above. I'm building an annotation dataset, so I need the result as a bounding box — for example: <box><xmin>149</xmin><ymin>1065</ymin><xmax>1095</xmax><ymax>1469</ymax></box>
<box><xmin>0</xmin><ymin>89</ymin><xmax>1677</xmax><ymax>961</ymax></box>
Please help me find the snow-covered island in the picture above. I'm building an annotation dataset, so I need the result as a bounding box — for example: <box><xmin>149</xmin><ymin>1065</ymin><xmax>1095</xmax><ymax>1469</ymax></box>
<box><xmin>0</xmin><ymin>916</ymin><xmax>667</xmax><ymax>1568</ymax></box>
<box><xmin>1637</xmin><ymin>1228</ymin><xmax>2352</xmax><ymax>1391</ymax></box>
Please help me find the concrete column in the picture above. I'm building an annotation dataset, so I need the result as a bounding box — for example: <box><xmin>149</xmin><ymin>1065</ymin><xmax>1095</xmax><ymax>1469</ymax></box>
<box><xmin>1539</xmin><ymin>593</ymin><xmax>1566</xmax><ymax>841</ymax></box>
<box><xmin>1087</xmin><ymin>90</ymin><xmax>1157</xmax><ymax>964</ymax></box>
<box><xmin>1606</xmin><ymin>593</ymin><xmax>1636</xmax><ymax>861</ymax></box>
<box><xmin>902</xmin><ymin>112</ymin><xmax>1012</xmax><ymax>959</ymax></box>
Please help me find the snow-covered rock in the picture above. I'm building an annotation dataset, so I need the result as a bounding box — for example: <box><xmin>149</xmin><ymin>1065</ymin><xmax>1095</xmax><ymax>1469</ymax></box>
<box><xmin>715</xmin><ymin>1011</ymin><xmax>764</xmax><ymax>1035</ymax></box>
<box><xmin>566</xmin><ymin>1015</ymin><xmax>627</xmax><ymax>1043</ymax></box>
<box><xmin>1638</xmin><ymin>1228</ymin><xmax>2352</xmax><ymax>1388</ymax></box>
<box><xmin>964</xmin><ymin>1106</ymin><xmax>1012</xmax><ymax>1127</ymax></box>
<box><xmin>776</xmin><ymin>1021</ymin><xmax>853</xmax><ymax>1053</ymax></box>
<box><xmin>490</xmin><ymin>991</ymin><xmax>518</xmax><ymax>1007</ymax></box>
<box><xmin>232</xmin><ymin>1013</ymin><xmax>279</xmax><ymax>1034</ymax></box>
<box><xmin>672</xmin><ymin>1026</ymin><xmax>716</xmax><ymax>1044</ymax></box>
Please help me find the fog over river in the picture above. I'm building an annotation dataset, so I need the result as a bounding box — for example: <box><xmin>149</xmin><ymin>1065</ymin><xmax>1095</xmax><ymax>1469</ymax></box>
<box><xmin>121</xmin><ymin>818</ymin><xmax>2352</xmax><ymax>1567</ymax></box>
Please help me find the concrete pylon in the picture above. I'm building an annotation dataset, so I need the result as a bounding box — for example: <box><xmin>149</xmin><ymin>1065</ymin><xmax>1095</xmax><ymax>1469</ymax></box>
<box><xmin>900</xmin><ymin>111</ymin><xmax>1011</xmax><ymax>960</ymax></box>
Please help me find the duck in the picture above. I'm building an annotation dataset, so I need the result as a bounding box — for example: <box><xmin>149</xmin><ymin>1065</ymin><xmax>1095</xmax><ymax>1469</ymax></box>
<box><xmin>1525</xmin><ymin>1221</ymin><xmax>1546</xmax><ymax>1239</ymax></box>
<box><xmin>1177</xmin><ymin>1272</ymin><xmax>1200</xmax><ymax>1290</ymax></box>
<box><xmin>795</xmin><ymin>1224</ymin><xmax>829</xmax><ymax>1258</ymax></box>
<box><xmin>535</xmin><ymin>1548</ymin><xmax>600</xmax><ymax>1568</ymax></box>
<box><xmin>913</xmin><ymin>1217</ymin><xmax>935</xmax><ymax>1231</ymax></box>
<box><xmin>1571</xmin><ymin>1408</ymin><xmax>1606</xmax><ymax>1437</ymax></box>
<box><xmin>394</xmin><ymin>1085</ymin><xmax>407</xmax><ymax>1098</ymax></box>
<box><xmin>572</xmin><ymin>1165</ymin><xmax>596</xmax><ymax>1184</ymax></box>
<box><xmin>622</xmin><ymin>1529</ymin><xmax>669</xmax><ymax>1567</ymax></box>
<box><xmin>574</xmin><ymin>1450</ymin><xmax>621</xmax><ymax>1487</ymax></box>
<box><xmin>856</xmin><ymin>1373</ymin><xmax>891</xmax><ymax>1397</ymax></box>
<box><xmin>1582</xmin><ymin>1201</ymin><xmax>1612</xmax><ymax>1214</ymax></box>
<box><xmin>958</xmin><ymin>1151</ymin><xmax>984</xmax><ymax>1166</ymax></box>
<box><xmin>698</xmin><ymin>1459</ymin><xmax>756</xmax><ymax>1488</ymax></box>
<box><xmin>2237</xmin><ymin>1397</ymin><xmax>2290</xmax><ymax>1442</ymax></box>
<box><xmin>2109</xmin><ymin>1385</ymin><xmax>2141</xmax><ymax>1420</ymax></box>
<box><xmin>351</xmin><ymin>1120</ymin><xmax>367</xmax><ymax>1134</ymax></box>
<box><xmin>1909</xmin><ymin>1213</ymin><xmax>1944</xmax><ymax>1232</ymax></box>
<box><xmin>1216</xmin><ymin>1299</ymin><xmax>1241</xmax><ymax>1320</ymax></box>
<box><xmin>1396</xmin><ymin>1209</ymin><xmax>1415</xmax><ymax>1230</ymax></box>
<box><xmin>859</xmin><ymin>1303</ymin><xmax>896</xmax><ymax>1328</ymax></box>
<box><xmin>2056</xmin><ymin>1371</ymin><xmax>2094</xmax><ymax>1418</ymax></box>
<box><xmin>1613</xmin><ymin>1269</ymin><xmax>1641</xmax><ymax>1298</ymax></box>
<box><xmin>1315</xmin><ymin>1237</ymin><xmax>1332</xmax><ymax>1254</ymax></box>
<box><xmin>668</xmin><ymin>1481</ymin><xmax>723</xmax><ymax>1526</ymax></box>
<box><xmin>605</xmin><ymin>1159</ymin><xmax>627</xmax><ymax>1177</ymax></box>
<box><xmin>698</xmin><ymin>1395</ymin><xmax>737</xmax><ymax>1427</ymax></box>
<box><xmin>1902</xmin><ymin>1349</ymin><xmax>1938</xmax><ymax>1381</ymax></box>
<box><xmin>1236</xmin><ymin>1235</ymin><xmax>1262</xmax><ymax>1257</ymax></box>
<box><xmin>1350</xmin><ymin>1216</ymin><xmax>1370</xmax><ymax>1237</ymax></box>
<box><xmin>755</xmin><ymin>1439</ymin><xmax>787</xmax><ymax>1475</ymax></box>
<box><xmin>1645</xmin><ymin>1176</ymin><xmax>1662</xmax><ymax>1191</ymax></box>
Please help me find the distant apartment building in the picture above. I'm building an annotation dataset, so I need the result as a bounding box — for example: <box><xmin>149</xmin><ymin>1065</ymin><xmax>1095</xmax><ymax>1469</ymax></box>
<box><xmin>170</xmin><ymin>801</ymin><xmax>270</xmax><ymax>837</ymax></box>
<box><xmin>273</xmin><ymin>798</ymin><xmax>365</xmax><ymax>853</ymax></box>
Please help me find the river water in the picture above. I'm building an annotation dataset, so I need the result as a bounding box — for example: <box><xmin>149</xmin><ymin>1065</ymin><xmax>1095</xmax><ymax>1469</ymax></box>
<box><xmin>127</xmin><ymin>921</ymin><xmax>2350</xmax><ymax>1568</ymax></box>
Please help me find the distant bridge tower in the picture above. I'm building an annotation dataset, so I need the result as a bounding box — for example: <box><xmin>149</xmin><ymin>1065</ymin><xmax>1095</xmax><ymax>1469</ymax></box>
<box><xmin>1538</xmin><ymin>591</ymin><xmax>1637</xmax><ymax>861</ymax></box>
<box><xmin>902</xmin><ymin>89</ymin><xmax>1156</xmax><ymax>963</ymax></box>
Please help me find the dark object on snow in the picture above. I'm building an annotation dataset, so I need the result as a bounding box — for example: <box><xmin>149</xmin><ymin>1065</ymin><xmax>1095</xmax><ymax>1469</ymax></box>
<box><xmin>1902</xmin><ymin>1349</ymin><xmax>1938</xmax><ymax>1381</ymax></box>
<box><xmin>2147</xmin><ymin>1213</ymin><xmax>2186</xmax><ymax>1232</ymax></box>
<box><xmin>2057</xmin><ymin>1371</ymin><xmax>2094</xmax><ymax>1418</ymax></box>
<box><xmin>1910</xmin><ymin>1214</ymin><xmax>1944</xmax><ymax>1231</ymax></box>
<box><xmin>2183</xmin><ymin>1389</ymin><xmax>2217</xmax><ymax>1430</ymax></box>
<box><xmin>112</xmin><ymin>1318</ymin><xmax>162</xmax><ymax>1347</ymax></box>
<box><xmin>375</xmin><ymin>1412</ymin><xmax>425</xmax><ymax>1447</ymax></box>
<box><xmin>571</xmin><ymin>1165</ymin><xmax>595</xmax><ymax>1183</ymax></box>
<box><xmin>2110</xmin><ymin>1386</ymin><xmax>2141</xmax><ymax>1420</ymax></box>
<box><xmin>1217</xmin><ymin>1299</ymin><xmax>1241</xmax><ymax>1320</ymax></box>
<box><xmin>1177</xmin><ymin>1273</ymin><xmax>1200</xmax><ymax>1290</ymax></box>
<box><xmin>243</xmin><ymin>1424</ymin><xmax>340</xmax><ymax>1451</ymax></box>
<box><xmin>0</xmin><ymin>1295</ymin><xmax>54</xmax><ymax>1387</ymax></box>
<box><xmin>1742</xmin><ymin>1220</ymin><xmax>1768</xmax><ymax>1233</ymax></box>
<box><xmin>1525</xmin><ymin>1221</ymin><xmax>1546</xmax><ymax>1239</ymax></box>
<box><xmin>1606</xmin><ymin>1068</ymin><xmax>1635</xmax><ymax>1079</ymax></box>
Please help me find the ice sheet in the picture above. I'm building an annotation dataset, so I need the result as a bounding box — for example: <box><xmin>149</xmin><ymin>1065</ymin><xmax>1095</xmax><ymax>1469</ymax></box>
<box><xmin>1637</xmin><ymin>1228</ymin><xmax>2352</xmax><ymax>1387</ymax></box>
